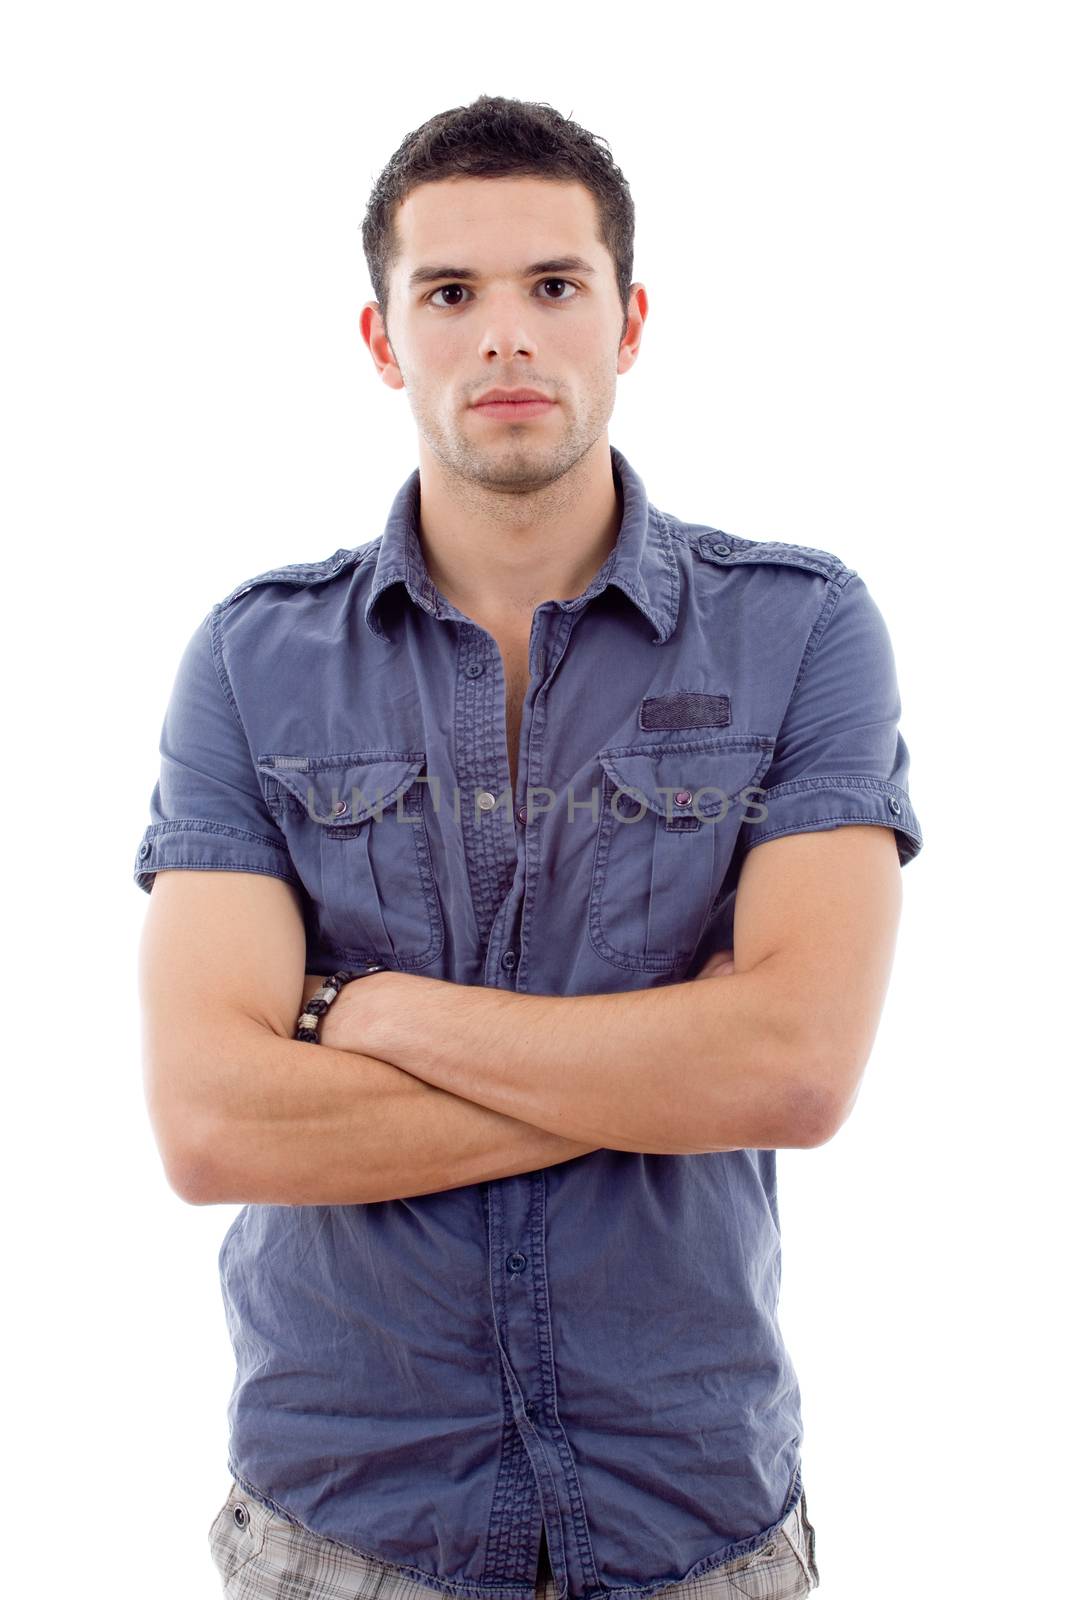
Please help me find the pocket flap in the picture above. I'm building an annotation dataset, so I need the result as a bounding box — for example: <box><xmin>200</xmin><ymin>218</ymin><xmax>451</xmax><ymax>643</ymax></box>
<box><xmin>255</xmin><ymin>751</ymin><xmax>427</xmax><ymax>827</ymax></box>
<box><xmin>597</xmin><ymin>737</ymin><xmax>774</xmax><ymax>820</ymax></box>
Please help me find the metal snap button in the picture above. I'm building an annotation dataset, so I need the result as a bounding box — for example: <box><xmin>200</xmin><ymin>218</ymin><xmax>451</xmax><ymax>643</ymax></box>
<box><xmin>674</xmin><ymin>789</ymin><xmax>693</xmax><ymax>808</ymax></box>
<box><xmin>888</xmin><ymin>796</ymin><xmax>902</xmax><ymax>816</ymax></box>
<box><xmin>476</xmin><ymin>790</ymin><xmax>497</xmax><ymax>811</ymax></box>
<box><xmin>712</xmin><ymin>542</ymin><xmax>732</xmax><ymax>556</ymax></box>
<box><xmin>517</xmin><ymin>806</ymin><xmax>528</xmax><ymax>825</ymax></box>
<box><xmin>138</xmin><ymin>842</ymin><xmax>151</xmax><ymax>859</ymax></box>
<box><xmin>232</xmin><ymin>1503</ymin><xmax>249</xmax><ymax>1528</ymax></box>
<box><xmin>331</xmin><ymin>799</ymin><xmax>348</xmax><ymax>817</ymax></box>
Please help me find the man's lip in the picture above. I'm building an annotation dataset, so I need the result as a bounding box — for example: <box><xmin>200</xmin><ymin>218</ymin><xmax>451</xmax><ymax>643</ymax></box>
<box><xmin>470</xmin><ymin>398</ymin><xmax>557</xmax><ymax>419</ymax></box>
<box><xmin>473</xmin><ymin>398</ymin><xmax>559</xmax><ymax>422</ymax></box>
<box><xmin>471</xmin><ymin>390</ymin><xmax>554</xmax><ymax>406</ymax></box>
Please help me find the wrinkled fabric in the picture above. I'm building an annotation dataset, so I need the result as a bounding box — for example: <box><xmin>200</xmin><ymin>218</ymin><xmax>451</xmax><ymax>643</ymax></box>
<box><xmin>135</xmin><ymin>445</ymin><xmax>921</xmax><ymax>1600</ymax></box>
<box><xmin>207</xmin><ymin>1477</ymin><xmax>818</xmax><ymax>1599</ymax></box>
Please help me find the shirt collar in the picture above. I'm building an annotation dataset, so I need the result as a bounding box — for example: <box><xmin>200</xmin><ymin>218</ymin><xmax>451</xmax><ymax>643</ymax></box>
<box><xmin>363</xmin><ymin>444</ymin><xmax>680</xmax><ymax>646</ymax></box>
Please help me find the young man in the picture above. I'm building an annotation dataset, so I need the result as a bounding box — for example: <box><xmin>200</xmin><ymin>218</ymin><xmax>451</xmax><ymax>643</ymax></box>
<box><xmin>136</xmin><ymin>95</ymin><xmax>922</xmax><ymax>1600</ymax></box>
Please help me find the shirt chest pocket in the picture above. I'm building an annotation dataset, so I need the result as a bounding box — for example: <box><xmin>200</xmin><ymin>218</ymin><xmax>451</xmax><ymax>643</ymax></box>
<box><xmin>588</xmin><ymin>736</ymin><xmax>774</xmax><ymax>974</ymax></box>
<box><xmin>255</xmin><ymin>751</ymin><xmax>444</xmax><ymax>967</ymax></box>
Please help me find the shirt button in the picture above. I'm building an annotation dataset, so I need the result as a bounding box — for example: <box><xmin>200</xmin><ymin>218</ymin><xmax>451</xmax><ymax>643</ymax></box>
<box><xmin>674</xmin><ymin>789</ymin><xmax>693</xmax><ymax>808</ymax></box>
<box><xmin>888</xmin><ymin>796</ymin><xmax>902</xmax><ymax>816</ymax></box>
<box><xmin>476</xmin><ymin>790</ymin><xmax>497</xmax><ymax>811</ymax></box>
<box><xmin>526</xmin><ymin>1402</ymin><xmax>540</xmax><ymax>1423</ymax></box>
<box><xmin>501</xmin><ymin>950</ymin><xmax>517</xmax><ymax>972</ymax></box>
<box><xmin>466</xmin><ymin>662</ymin><xmax>484</xmax><ymax>678</ymax></box>
<box><xmin>138</xmin><ymin>841</ymin><xmax>151</xmax><ymax>860</ymax></box>
<box><xmin>517</xmin><ymin>806</ymin><xmax>528</xmax><ymax>825</ymax></box>
<box><xmin>712</xmin><ymin>542</ymin><xmax>732</xmax><ymax>556</ymax></box>
<box><xmin>506</xmin><ymin>1251</ymin><xmax>527</xmax><ymax>1272</ymax></box>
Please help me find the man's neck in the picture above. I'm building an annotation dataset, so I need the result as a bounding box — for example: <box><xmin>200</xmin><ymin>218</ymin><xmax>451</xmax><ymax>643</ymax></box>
<box><xmin>415</xmin><ymin>440</ymin><xmax>623</xmax><ymax>624</ymax></box>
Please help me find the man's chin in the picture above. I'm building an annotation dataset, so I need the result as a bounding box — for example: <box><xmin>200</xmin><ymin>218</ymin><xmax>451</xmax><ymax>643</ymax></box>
<box><xmin>455</xmin><ymin>441</ymin><xmax>563</xmax><ymax>491</ymax></box>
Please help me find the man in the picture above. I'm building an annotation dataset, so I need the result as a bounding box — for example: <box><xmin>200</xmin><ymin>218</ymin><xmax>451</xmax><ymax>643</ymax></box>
<box><xmin>135</xmin><ymin>95</ymin><xmax>922</xmax><ymax>1600</ymax></box>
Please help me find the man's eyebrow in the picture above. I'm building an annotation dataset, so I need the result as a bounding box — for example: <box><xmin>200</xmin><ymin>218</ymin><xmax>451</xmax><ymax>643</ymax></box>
<box><xmin>407</xmin><ymin>256</ymin><xmax>598</xmax><ymax>291</ymax></box>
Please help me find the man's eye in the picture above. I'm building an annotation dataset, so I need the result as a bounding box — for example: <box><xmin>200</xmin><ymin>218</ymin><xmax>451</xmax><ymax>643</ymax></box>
<box><xmin>427</xmin><ymin>279</ymin><xmax>578</xmax><ymax>308</ymax></box>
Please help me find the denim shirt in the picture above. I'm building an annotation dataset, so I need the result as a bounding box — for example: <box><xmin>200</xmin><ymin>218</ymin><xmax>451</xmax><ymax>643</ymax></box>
<box><xmin>134</xmin><ymin>445</ymin><xmax>922</xmax><ymax>1600</ymax></box>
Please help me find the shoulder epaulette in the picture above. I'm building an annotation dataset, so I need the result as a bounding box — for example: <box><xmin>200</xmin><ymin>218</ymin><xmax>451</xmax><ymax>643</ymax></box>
<box><xmin>692</xmin><ymin>528</ymin><xmax>854</xmax><ymax>583</ymax></box>
<box><xmin>215</xmin><ymin>540</ymin><xmax>380</xmax><ymax>611</ymax></box>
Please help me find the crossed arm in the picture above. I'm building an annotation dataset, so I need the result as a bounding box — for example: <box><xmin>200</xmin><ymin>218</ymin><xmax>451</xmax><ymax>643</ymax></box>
<box><xmin>141</xmin><ymin>824</ymin><xmax>901</xmax><ymax>1204</ymax></box>
<box><xmin>307</xmin><ymin>950</ymin><xmax>809</xmax><ymax>1157</ymax></box>
<box><xmin>304</xmin><ymin>823</ymin><xmax>900</xmax><ymax>1157</ymax></box>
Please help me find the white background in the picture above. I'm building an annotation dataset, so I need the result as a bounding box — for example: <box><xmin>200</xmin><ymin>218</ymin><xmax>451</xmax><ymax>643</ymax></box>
<box><xmin>3</xmin><ymin>3</ymin><xmax>1063</xmax><ymax>1596</ymax></box>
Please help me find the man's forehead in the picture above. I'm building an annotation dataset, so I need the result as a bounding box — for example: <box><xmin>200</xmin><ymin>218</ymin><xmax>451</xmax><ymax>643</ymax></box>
<box><xmin>393</xmin><ymin>177</ymin><xmax>602</xmax><ymax>272</ymax></box>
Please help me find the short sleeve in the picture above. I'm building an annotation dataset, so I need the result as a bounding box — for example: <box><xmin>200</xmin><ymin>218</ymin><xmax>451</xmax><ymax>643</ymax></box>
<box><xmin>133</xmin><ymin>607</ymin><xmax>301</xmax><ymax>894</ymax></box>
<box><xmin>740</xmin><ymin>572</ymin><xmax>924</xmax><ymax>867</ymax></box>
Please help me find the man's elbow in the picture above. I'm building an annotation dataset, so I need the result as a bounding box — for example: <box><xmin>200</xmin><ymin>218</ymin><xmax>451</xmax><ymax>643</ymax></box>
<box><xmin>695</xmin><ymin>1059</ymin><xmax>839</xmax><ymax>1153</ymax></box>
<box><xmin>150</xmin><ymin>1121</ymin><xmax>222</xmax><ymax>1204</ymax></box>
<box><xmin>144</xmin><ymin>1071</ymin><xmax>224</xmax><ymax>1204</ymax></box>
<box><xmin>142</xmin><ymin>1021</ymin><xmax>268</xmax><ymax>1204</ymax></box>
<box><xmin>170</xmin><ymin>1139</ymin><xmax>223</xmax><ymax>1204</ymax></box>
<box><xmin>753</xmin><ymin>1077</ymin><xmax>834</xmax><ymax>1149</ymax></box>
<box><xmin>784</xmin><ymin>1047</ymin><xmax>864</xmax><ymax>1148</ymax></box>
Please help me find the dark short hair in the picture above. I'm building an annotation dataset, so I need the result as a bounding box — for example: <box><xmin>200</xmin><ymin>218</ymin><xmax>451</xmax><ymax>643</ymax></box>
<box><xmin>361</xmin><ymin>94</ymin><xmax>636</xmax><ymax>345</ymax></box>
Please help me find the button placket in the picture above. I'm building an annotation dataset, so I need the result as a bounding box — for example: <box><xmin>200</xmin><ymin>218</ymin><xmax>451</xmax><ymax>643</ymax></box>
<box><xmin>456</xmin><ymin>629</ymin><xmax>517</xmax><ymax>955</ymax></box>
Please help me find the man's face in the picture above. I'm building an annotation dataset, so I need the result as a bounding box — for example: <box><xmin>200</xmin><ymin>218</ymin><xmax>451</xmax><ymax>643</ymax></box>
<box><xmin>373</xmin><ymin>176</ymin><xmax>639</xmax><ymax>492</ymax></box>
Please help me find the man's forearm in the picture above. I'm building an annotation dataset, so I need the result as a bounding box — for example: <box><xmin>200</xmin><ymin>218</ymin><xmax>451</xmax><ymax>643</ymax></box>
<box><xmin>197</xmin><ymin>1025</ymin><xmax>601</xmax><ymax>1207</ymax></box>
<box><xmin>367</xmin><ymin>964</ymin><xmax>822</xmax><ymax>1154</ymax></box>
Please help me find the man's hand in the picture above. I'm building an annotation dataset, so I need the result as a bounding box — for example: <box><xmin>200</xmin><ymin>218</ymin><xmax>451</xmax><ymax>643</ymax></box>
<box><xmin>299</xmin><ymin>968</ymin><xmax>423</xmax><ymax>1055</ymax></box>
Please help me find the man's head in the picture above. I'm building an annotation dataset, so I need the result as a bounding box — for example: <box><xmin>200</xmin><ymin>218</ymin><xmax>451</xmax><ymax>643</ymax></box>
<box><xmin>359</xmin><ymin>95</ymin><xmax>646</xmax><ymax>495</ymax></box>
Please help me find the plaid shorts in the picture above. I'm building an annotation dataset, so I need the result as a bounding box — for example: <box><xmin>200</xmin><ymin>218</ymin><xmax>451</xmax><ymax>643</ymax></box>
<box><xmin>208</xmin><ymin>1477</ymin><xmax>820</xmax><ymax>1599</ymax></box>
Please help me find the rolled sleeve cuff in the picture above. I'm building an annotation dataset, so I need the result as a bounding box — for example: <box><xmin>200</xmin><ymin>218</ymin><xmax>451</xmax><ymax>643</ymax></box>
<box><xmin>134</xmin><ymin>819</ymin><xmax>302</xmax><ymax>894</ymax></box>
<box><xmin>742</xmin><ymin>775</ymin><xmax>924</xmax><ymax>867</ymax></box>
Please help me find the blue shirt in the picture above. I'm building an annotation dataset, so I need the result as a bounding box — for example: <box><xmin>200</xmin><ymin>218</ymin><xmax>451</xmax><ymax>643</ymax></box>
<box><xmin>134</xmin><ymin>445</ymin><xmax>923</xmax><ymax>1599</ymax></box>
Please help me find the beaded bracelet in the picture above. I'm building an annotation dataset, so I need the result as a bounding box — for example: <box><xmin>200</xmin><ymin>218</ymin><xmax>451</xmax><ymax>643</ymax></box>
<box><xmin>295</xmin><ymin>965</ymin><xmax>386</xmax><ymax>1043</ymax></box>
